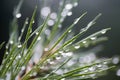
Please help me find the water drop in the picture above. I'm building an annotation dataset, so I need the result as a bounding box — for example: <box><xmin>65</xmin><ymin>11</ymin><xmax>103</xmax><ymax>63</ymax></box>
<box><xmin>101</xmin><ymin>65</ymin><xmax>108</xmax><ymax>69</ymax></box>
<box><xmin>40</xmin><ymin>66</ymin><xmax>45</xmax><ymax>69</ymax></box>
<box><xmin>59</xmin><ymin>51</ymin><xmax>64</xmax><ymax>54</ymax></box>
<box><xmin>44</xmin><ymin>48</ymin><xmax>49</xmax><ymax>51</ymax></box>
<box><xmin>6</xmin><ymin>72</ymin><xmax>11</xmax><ymax>80</ymax></box>
<box><xmin>10</xmin><ymin>40</ymin><xmax>13</xmax><ymax>44</ymax></box>
<box><xmin>50</xmin><ymin>12</ymin><xmax>57</xmax><ymax>20</ymax></box>
<box><xmin>89</xmin><ymin>67</ymin><xmax>96</xmax><ymax>72</ymax></box>
<box><xmin>83</xmin><ymin>69</ymin><xmax>89</xmax><ymax>73</ymax></box>
<box><xmin>82</xmin><ymin>41</ymin><xmax>87</xmax><ymax>44</ymax></box>
<box><xmin>60</xmin><ymin>18</ymin><xmax>64</xmax><ymax>22</ymax></box>
<box><xmin>25</xmin><ymin>21</ymin><xmax>28</xmax><ymax>24</ymax></box>
<box><xmin>17</xmin><ymin>45</ymin><xmax>22</xmax><ymax>48</ymax></box>
<box><xmin>41</xmin><ymin>7</ymin><xmax>51</xmax><ymax>17</ymax></box>
<box><xmin>59</xmin><ymin>1</ymin><xmax>63</xmax><ymax>6</ymax></box>
<box><xmin>103</xmin><ymin>61</ymin><xmax>108</xmax><ymax>64</ymax></box>
<box><xmin>49</xmin><ymin>61</ymin><xmax>55</xmax><ymax>64</ymax></box>
<box><xmin>65</xmin><ymin>4</ymin><xmax>73</xmax><ymax>10</ymax></box>
<box><xmin>67</xmin><ymin>12</ymin><xmax>72</xmax><ymax>16</ymax></box>
<box><xmin>32</xmin><ymin>20</ymin><xmax>35</xmax><ymax>23</ymax></box>
<box><xmin>35</xmin><ymin>32</ymin><xmax>39</xmax><ymax>35</ymax></box>
<box><xmin>25</xmin><ymin>57</ymin><xmax>27</xmax><ymax>60</ymax></box>
<box><xmin>10</xmin><ymin>57</ymin><xmax>12</xmax><ymax>60</ymax></box>
<box><xmin>0</xmin><ymin>78</ymin><xmax>4</xmax><ymax>80</ymax></box>
<box><xmin>116</xmin><ymin>69</ymin><xmax>120</xmax><ymax>76</ymax></box>
<box><xmin>90</xmin><ymin>37</ymin><xmax>97</xmax><ymax>40</ymax></box>
<box><xmin>81</xmin><ymin>75</ymin><xmax>85</xmax><ymax>78</ymax></box>
<box><xmin>56</xmin><ymin>56</ymin><xmax>61</xmax><ymax>60</ymax></box>
<box><xmin>58</xmin><ymin>24</ymin><xmax>62</xmax><ymax>28</ymax></box>
<box><xmin>47</xmin><ymin>59</ymin><xmax>51</xmax><ymax>62</ymax></box>
<box><xmin>47</xmin><ymin>19</ymin><xmax>54</xmax><ymax>26</ymax></box>
<box><xmin>79</xmin><ymin>53</ymin><xmax>96</xmax><ymax>63</ymax></box>
<box><xmin>96</xmin><ymin>64</ymin><xmax>102</xmax><ymax>68</ymax></box>
<box><xmin>37</xmin><ymin>36</ymin><xmax>41</xmax><ymax>41</ymax></box>
<box><xmin>16</xmin><ymin>13</ymin><xmax>21</xmax><ymax>18</ymax></box>
<box><xmin>6</xmin><ymin>46</ymin><xmax>8</xmax><ymax>49</ymax></box>
<box><xmin>55</xmin><ymin>69</ymin><xmax>64</xmax><ymax>75</ymax></box>
<box><xmin>20</xmin><ymin>29</ymin><xmax>24</xmax><ymax>33</ymax></box>
<box><xmin>61</xmin><ymin>78</ymin><xmax>65</xmax><ymax>80</ymax></box>
<box><xmin>74</xmin><ymin>45</ymin><xmax>80</xmax><ymax>49</ymax></box>
<box><xmin>6</xmin><ymin>65</ymin><xmax>8</xmax><ymax>68</ymax></box>
<box><xmin>66</xmin><ymin>52</ymin><xmax>73</xmax><ymax>56</ymax></box>
<box><xmin>45</xmin><ymin>29</ymin><xmax>51</xmax><ymax>36</ymax></box>
<box><xmin>21</xmin><ymin>66</ymin><xmax>26</xmax><ymax>70</ymax></box>
<box><xmin>6</xmin><ymin>52</ymin><xmax>9</xmax><ymax>55</ymax></box>
<box><xmin>16</xmin><ymin>56</ymin><xmax>20</xmax><ymax>59</ymax></box>
<box><xmin>27</xmin><ymin>66</ymin><xmax>32</xmax><ymax>72</ymax></box>
<box><xmin>18</xmin><ymin>37</ymin><xmax>20</xmax><ymax>41</ymax></box>
<box><xmin>65</xmin><ymin>49</ymin><xmax>69</xmax><ymax>52</ymax></box>
<box><xmin>30</xmin><ymin>29</ymin><xmax>32</xmax><ymax>33</ymax></box>
<box><xmin>61</xmin><ymin>53</ymin><xmax>66</xmax><ymax>57</ymax></box>
<box><xmin>18</xmin><ymin>55</ymin><xmax>21</xmax><ymax>59</ymax></box>
<box><xmin>61</xmin><ymin>10</ymin><xmax>68</xmax><ymax>17</ymax></box>
<box><xmin>112</xmin><ymin>56</ymin><xmax>119</xmax><ymax>64</ymax></box>
<box><xmin>73</xmin><ymin>2</ymin><xmax>78</xmax><ymax>7</ymax></box>
<box><xmin>33</xmin><ymin>72</ymin><xmax>37</xmax><ymax>76</ymax></box>
<box><xmin>90</xmin><ymin>74</ymin><xmax>96</xmax><ymax>77</ymax></box>
<box><xmin>101</xmin><ymin>30</ymin><xmax>106</xmax><ymax>34</ymax></box>
<box><xmin>68</xmin><ymin>30</ymin><xmax>71</xmax><ymax>33</ymax></box>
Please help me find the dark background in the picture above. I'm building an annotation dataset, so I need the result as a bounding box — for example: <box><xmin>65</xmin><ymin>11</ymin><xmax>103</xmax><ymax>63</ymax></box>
<box><xmin>0</xmin><ymin>0</ymin><xmax>120</xmax><ymax>80</ymax></box>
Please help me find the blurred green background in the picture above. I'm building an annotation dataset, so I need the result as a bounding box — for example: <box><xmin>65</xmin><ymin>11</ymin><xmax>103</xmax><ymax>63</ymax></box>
<box><xmin>0</xmin><ymin>0</ymin><xmax>120</xmax><ymax>80</ymax></box>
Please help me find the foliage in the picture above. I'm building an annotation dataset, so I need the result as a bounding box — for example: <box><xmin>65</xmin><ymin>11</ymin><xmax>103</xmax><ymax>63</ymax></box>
<box><xmin>0</xmin><ymin>0</ymin><xmax>115</xmax><ymax>80</ymax></box>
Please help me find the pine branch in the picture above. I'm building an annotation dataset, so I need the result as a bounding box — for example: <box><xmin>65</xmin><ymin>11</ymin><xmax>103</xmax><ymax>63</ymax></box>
<box><xmin>0</xmin><ymin>0</ymin><xmax>117</xmax><ymax>80</ymax></box>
